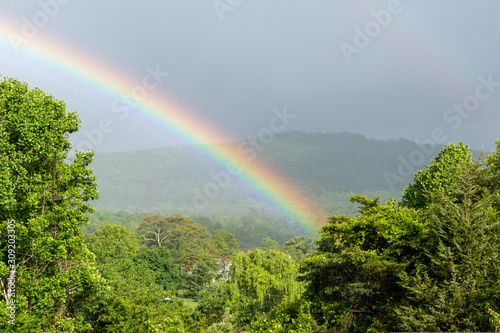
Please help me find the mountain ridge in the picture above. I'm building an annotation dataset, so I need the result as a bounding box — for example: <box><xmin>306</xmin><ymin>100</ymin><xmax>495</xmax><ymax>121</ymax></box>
<box><xmin>90</xmin><ymin>131</ymin><xmax>459</xmax><ymax>220</ymax></box>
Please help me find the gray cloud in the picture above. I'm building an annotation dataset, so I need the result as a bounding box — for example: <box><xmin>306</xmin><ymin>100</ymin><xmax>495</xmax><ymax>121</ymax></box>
<box><xmin>1</xmin><ymin>0</ymin><xmax>499</xmax><ymax>152</ymax></box>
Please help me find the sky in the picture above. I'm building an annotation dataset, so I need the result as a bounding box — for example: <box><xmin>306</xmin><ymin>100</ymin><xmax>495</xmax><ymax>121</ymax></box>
<box><xmin>1</xmin><ymin>0</ymin><xmax>499</xmax><ymax>152</ymax></box>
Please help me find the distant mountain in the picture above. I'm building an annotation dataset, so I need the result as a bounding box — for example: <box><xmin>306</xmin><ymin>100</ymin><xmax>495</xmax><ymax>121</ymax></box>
<box><xmin>89</xmin><ymin>131</ymin><xmax>451</xmax><ymax>219</ymax></box>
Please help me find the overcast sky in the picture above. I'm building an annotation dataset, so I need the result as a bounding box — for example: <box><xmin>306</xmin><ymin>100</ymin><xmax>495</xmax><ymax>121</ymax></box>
<box><xmin>1</xmin><ymin>0</ymin><xmax>499</xmax><ymax>152</ymax></box>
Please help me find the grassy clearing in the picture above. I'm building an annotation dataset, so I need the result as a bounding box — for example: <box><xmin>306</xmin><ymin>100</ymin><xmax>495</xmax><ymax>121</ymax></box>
<box><xmin>180</xmin><ymin>298</ymin><xmax>198</xmax><ymax>310</ymax></box>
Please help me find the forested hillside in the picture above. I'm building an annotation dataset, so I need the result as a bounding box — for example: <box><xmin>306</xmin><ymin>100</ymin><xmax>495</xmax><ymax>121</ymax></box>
<box><xmin>84</xmin><ymin>209</ymin><xmax>306</xmax><ymax>250</ymax></box>
<box><xmin>91</xmin><ymin>131</ymin><xmax>447</xmax><ymax>217</ymax></box>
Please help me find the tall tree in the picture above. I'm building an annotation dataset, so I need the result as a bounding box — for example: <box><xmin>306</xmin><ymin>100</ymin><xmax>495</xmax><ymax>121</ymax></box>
<box><xmin>210</xmin><ymin>229</ymin><xmax>240</xmax><ymax>258</ymax></box>
<box><xmin>181</xmin><ymin>262</ymin><xmax>215</xmax><ymax>299</ymax></box>
<box><xmin>261</xmin><ymin>237</ymin><xmax>280</xmax><ymax>252</ymax></box>
<box><xmin>85</xmin><ymin>224</ymin><xmax>143</xmax><ymax>262</ymax></box>
<box><xmin>84</xmin><ymin>224</ymin><xmax>187</xmax><ymax>332</ymax></box>
<box><xmin>282</xmin><ymin>235</ymin><xmax>316</xmax><ymax>262</ymax></box>
<box><xmin>482</xmin><ymin>140</ymin><xmax>500</xmax><ymax>200</ymax></box>
<box><xmin>0</xmin><ymin>77</ymin><xmax>100</xmax><ymax>331</ymax></box>
<box><xmin>300</xmin><ymin>142</ymin><xmax>500</xmax><ymax>332</ymax></box>
<box><xmin>396</xmin><ymin>168</ymin><xmax>500</xmax><ymax>332</ymax></box>
<box><xmin>299</xmin><ymin>196</ymin><xmax>423</xmax><ymax>332</ymax></box>
<box><xmin>137</xmin><ymin>214</ymin><xmax>218</xmax><ymax>269</ymax></box>
<box><xmin>401</xmin><ymin>142</ymin><xmax>474</xmax><ymax>209</ymax></box>
<box><xmin>135</xmin><ymin>214</ymin><xmax>176</xmax><ymax>249</ymax></box>
<box><xmin>134</xmin><ymin>246</ymin><xmax>179</xmax><ymax>291</ymax></box>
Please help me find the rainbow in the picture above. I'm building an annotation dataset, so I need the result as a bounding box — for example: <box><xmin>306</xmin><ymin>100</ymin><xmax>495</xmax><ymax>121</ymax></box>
<box><xmin>0</xmin><ymin>19</ymin><xmax>327</xmax><ymax>234</ymax></box>
<box><xmin>6</xmin><ymin>3</ymin><xmax>496</xmax><ymax>234</ymax></box>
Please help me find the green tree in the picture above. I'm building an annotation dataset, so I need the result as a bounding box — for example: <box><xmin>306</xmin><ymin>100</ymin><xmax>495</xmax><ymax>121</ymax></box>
<box><xmin>134</xmin><ymin>246</ymin><xmax>179</xmax><ymax>291</ymax></box>
<box><xmin>261</xmin><ymin>237</ymin><xmax>280</xmax><ymax>251</ymax></box>
<box><xmin>206</xmin><ymin>309</ymin><xmax>236</xmax><ymax>333</ymax></box>
<box><xmin>169</xmin><ymin>217</ymin><xmax>214</xmax><ymax>266</ymax></box>
<box><xmin>282</xmin><ymin>235</ymin><xmax>316</xmax><ymax>262</ymax></box>
<box><xmin>481</xmin><ymin>140</ymin><xmax>500</xmax><ymax>203</ymax></box>
<box><xmin>135</xmin><ymin>214</ymin><xmax>177</xmax><ymax>249</ymax></box>
<box><xmin>395</xmin><ymin>168</ymin><xmax>500</xmax><ymax>332</ymax></box>
<box><xmin>210</xmin><ymin>229</ymin><xmax>240</xmax><ymax>258</ymax></box>
<box><xmin>300</xmin><ymin>141</ymin><xmax>500</xmax><ymax>332</ymax></box>
<box><xmin>194</xmin><ymin>283</ymin><xmax>230</xmax><ymax>327</ymax></box>
<box><xmin>137</xmin><ymin>214</ymin><xmax>217</xmax><ymax>269</ymax></box>
<box><xmin>300</xmin><ymin>196</ymin><xmax>424</xmax><ymax>332</ymax></box>
<box><xmin>84</xmin><ymin>224</ymin><xmax>188</xmax><ymax>332</ymax></box>
<box><xmin>84</xmin><ymin>224</ymin><xmax>142</xmax><ymax>262</ymax></box>
<box><xmin>400</xmin><ymin>142</ymin><xmax>474</xmax><ymax>209</ymax></box>
<box><xmin>230</xmin><ymin>249</ymin><xmax>302</xmax><ymax>312</ymax></box>
<box><xmin>0</xmin><ymin>77</ymin><xmax>100</xmax><ymax>331</ymax></box>
<box><xmin>181</xmin><ymin>262</ymin><xmax>214</xmax><ymax>299</ymax></box>
<box><xmin>246</xmin><ymin>300</ymin><xmax>319</xmax><ymax>333</ymax></box>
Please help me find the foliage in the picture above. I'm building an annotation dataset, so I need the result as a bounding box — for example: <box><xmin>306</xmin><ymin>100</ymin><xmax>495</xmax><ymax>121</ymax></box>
<box><xmin>227</xmin><ymin>294</ymin><xmax>258</xmax><ymax>329</ymax></box>
<box><xmin>84</xmin><ymin>224</ymin><xmax>188</xmax><ymax>332</ymax></box>
<box><xmin>395</xmin><ymin>166</ymin><xmax>500</xmax><ymax>332</ymax></box>
<box><xmin>87</xmin><ymin>208</ymin><xmax>309</xmax><ymax>253</ymax></box>
<box><xmin>134</xmin><ymin>246</ymin><xmax>179</xmax><ymax>291</ymax></box>
<box><xmin>247</xmin><ymin>300</ymin><xmax>319</xmax><ymax>333</ymax></box>
<box><xmin>489</xmin><ymin>307</ymin><xmax>500</xmax><ymax>332</ymax></box>
<box><xmin>210</xmin><ymin>229</ymin><xmax>240</xmax><ymax>258</ymax></box>
<box><xmin>180</xmin><ymin>262</ymin><xmax>214</xmax><ymax>299</ymax></box>
<box><xmin>0</xmin><ymin>76</ymin><xmax>100</xmax><ymax>331</ymax></box>
<box><xmin>261</xmin><ymin>236</ymin><xmax>280</xmax><ymax>251</ymax></box>
<box><xmin>193</xmin><ymin>283</ymin><xmax>229</xmax><ymax>327</ymax></box>
<box><xmin>168</xmin><ymin>217</ymin><xmax>215</xmax><ymax>267</ymax></box>
<box><xmin>300</xmin><ymin>197</ymin><xmax>423</xmax><ymax>332</ymax></box>
<box><xmin>230</xmin><ymin>249</ymin><xmax>303</xmax><ymax>312</ymax></box>
<box><xmin>282</xmin><ymin>236</ymin><xmax>316</xmax><ymax>262</ymax></box>
<box><xmin>300</xmin><ymin>141</ymin><xmax>500</xmax><ymax>332</ymax></box>
<box><xmin>194</xmin><ymin>212</ymin><xmax>304</xmax><ymax>250</ymax></box>
<box><xmin>135</xmin><ymin>214</ymin><xmax>178</xmax><ymax>249</ymax></box>
<box><xmin>206</xmin><ymin>309</ymin><xmax>236</xmax><ymax>333</ymax></box>
<box><xmin>83</xmin><ymin>209</ymin><xmax>148</xmax><ymax>234</ymax></box>
<box><xmin>401</xmin><ymin>142</ymin><xmax>474</xmax><ymax>209</ymax></box>
<box><xmin>482</xmin><ymin>140</ymin><xmax>500</xmax><ymax>208</ymax></box>
<box><xmin>137</xmin><ymin>214</ymin><xmax>217</xmax><ymax>269</ymax></box>
<box><xmin>84</xmin><ymin>224</ymin><xmax>142</xmax><ymax>262</ymax></box>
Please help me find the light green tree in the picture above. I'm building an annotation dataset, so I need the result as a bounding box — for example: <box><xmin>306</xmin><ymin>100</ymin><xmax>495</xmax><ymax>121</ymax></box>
<box><xmin>282</xmin><ymin>235</ymin><xmax>316</xmax><ymax>262</ymax></box>
<box><xmin>137</xmin><ymin>214</ymin><xmax>218</xmax><ymax>269</ymax></box>
<box><xmin>261</xmin><ymin>237</ymin><xmax>280</xmax><ymax>252</ymax></box>
<box><xmin>85</xmin><ymin>224</ymin><xmax>143</xmax><ymax>262</ymax></box>
<box><xmin>85</xmin><ymin>224</ymin><xmax>188</xmax><ymax>332</ymax></box>
<box><xmin>400</xmin><ymin>142</ymin><xmax>474</xmax><ymax>209</ymax></box>
<box><xmin>135</xmin><ymin>214</ymin><xmax>177</xmax><ymax>249</ymax></box>
<box><xmin>0</xmin><ymin>76</ymin><xmax>100</xmax><ymax>331</ymax></box>
<box><xmin>230</xmin><ymin>249</ymin><xmax>302</xmax><ymax>311</ymax></box>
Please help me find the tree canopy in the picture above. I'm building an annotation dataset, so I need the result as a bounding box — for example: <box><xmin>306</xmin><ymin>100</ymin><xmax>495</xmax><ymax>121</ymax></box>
<box><xmin>2</xmin><ymin>76</ymin><xmax>500</xmax><ymax>332</ymax></box>
<box><xmin>300</xmin><ymin>141</ymin><xmax>500</xmax><ymax>332</ymax></box>
<box><xmin>400</xmin><ymin>142</ymin><xmax>474</xmax><ymax>209</ymax></box>
<box><xmin>0</xmin><ymin>76</ymin><xmax>100</xmax><ymax>331</ymax></box>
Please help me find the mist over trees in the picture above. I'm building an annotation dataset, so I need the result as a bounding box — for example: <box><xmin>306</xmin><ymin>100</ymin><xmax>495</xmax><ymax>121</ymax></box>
<box><xmin>1</xmin><ymin>77</ymin><xmax>500</xmax><ymax>332</ymax></box>
<box><xmin>89</xmin><ymin>131</ymin><xmax>443</xmax><ymax>219</ymax></box>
